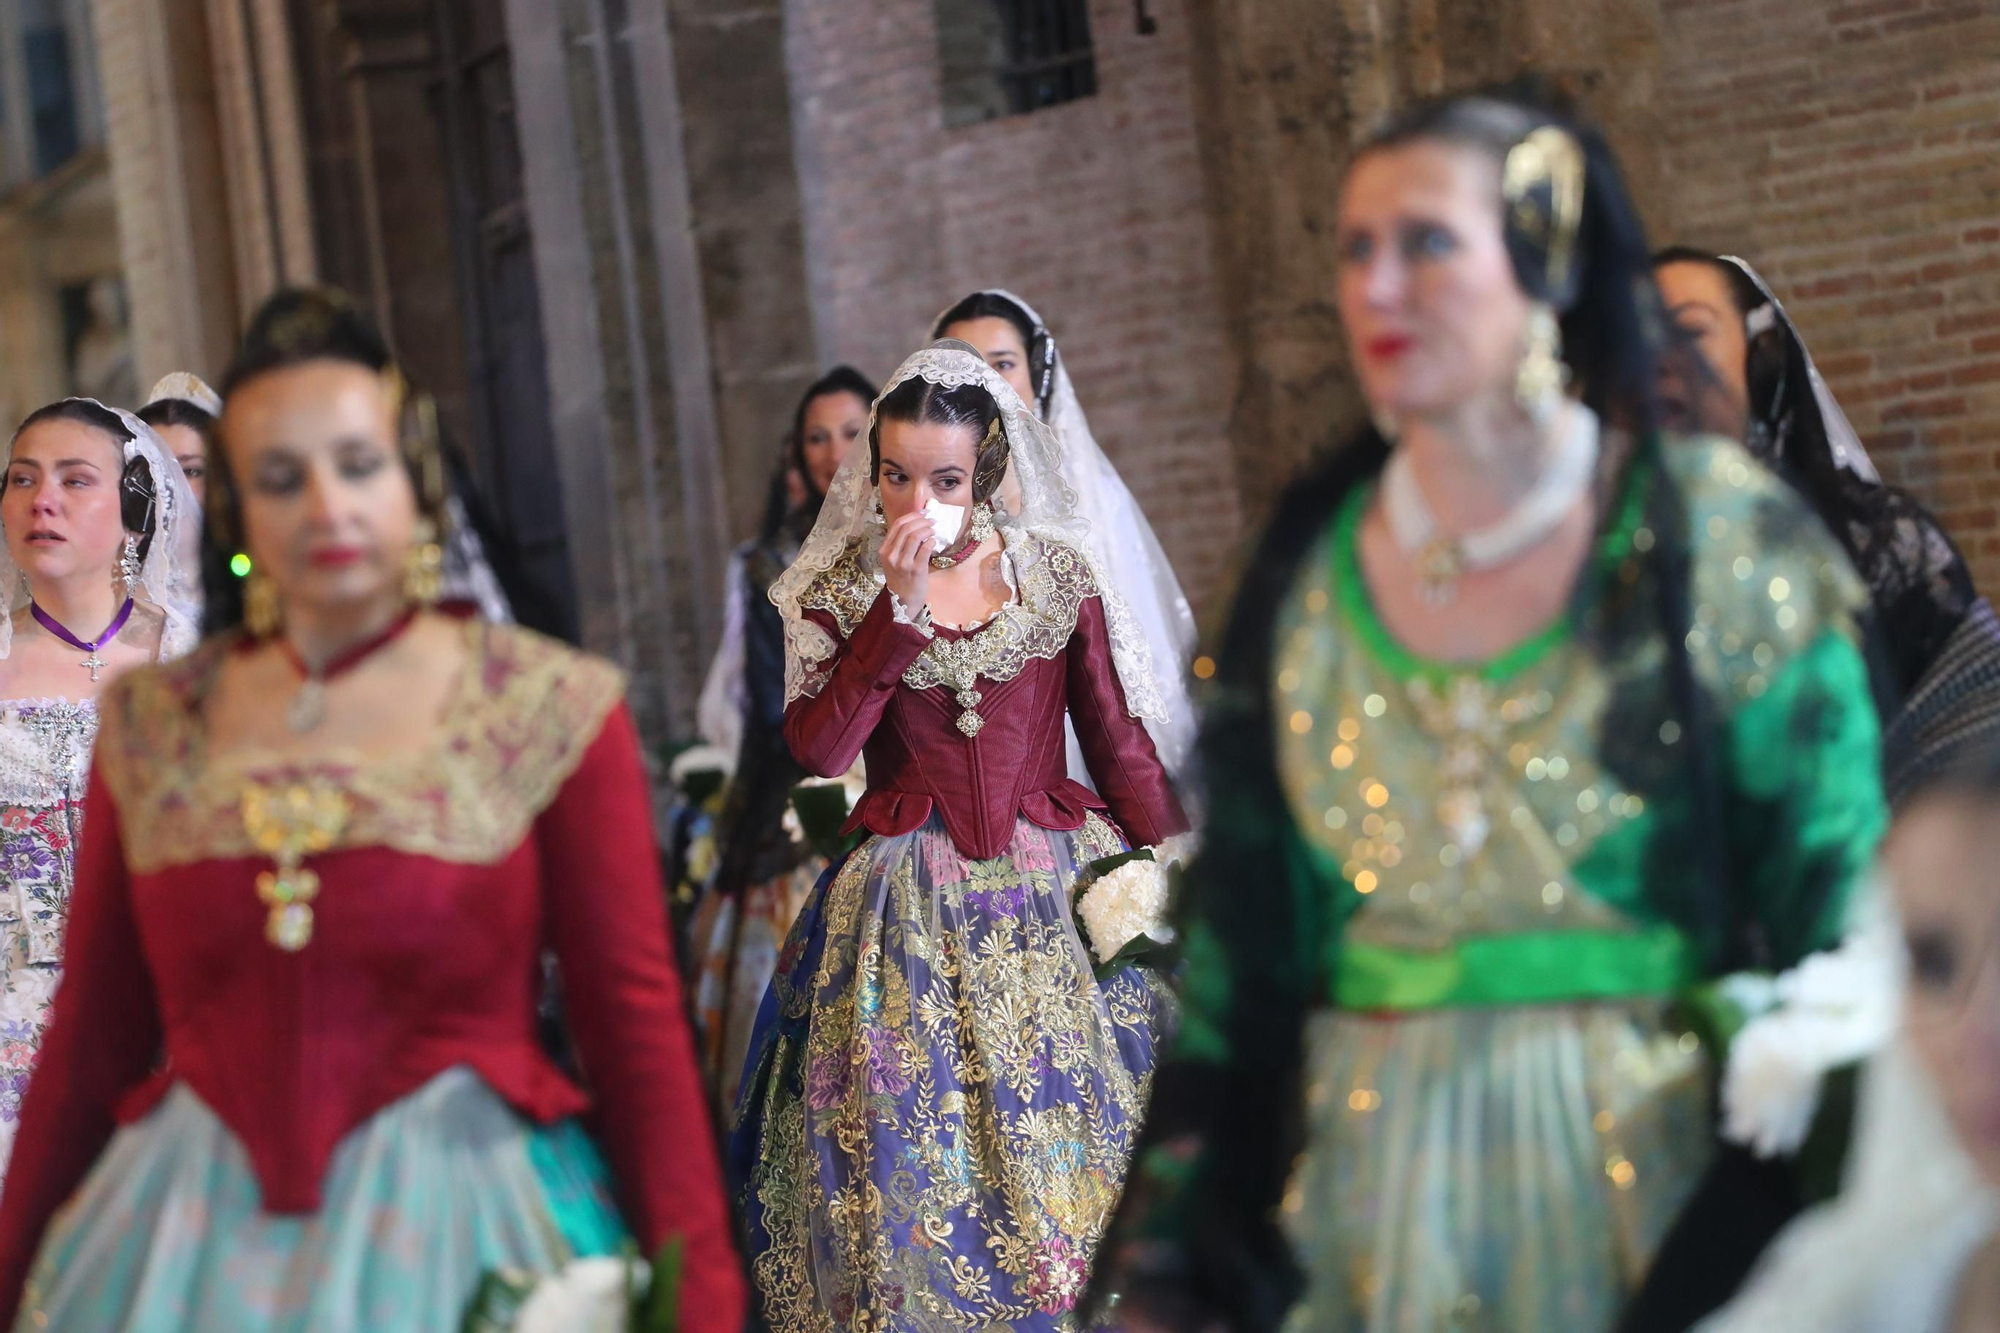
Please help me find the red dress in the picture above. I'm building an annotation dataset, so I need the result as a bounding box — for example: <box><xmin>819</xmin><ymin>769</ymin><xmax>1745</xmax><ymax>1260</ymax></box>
<box><xmin>0</xmin><ymin>621</ymin><xmax>745</xmax><ymax>1331</ymax></box>
<box><xmin>735</xmin><ymin>535</ymin><xmax>1187</xmax><ymax>1331</ymax></box>
<box><xmin>786</xmin><ymin>537</ymin><xmax>1186</xmax><ymax>855</ymax></box>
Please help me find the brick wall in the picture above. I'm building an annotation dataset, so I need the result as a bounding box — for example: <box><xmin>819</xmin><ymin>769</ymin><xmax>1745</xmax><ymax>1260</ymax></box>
<box><xmin>1657</xmin><ymin>0</ymin><xmax>2000</xmax><ymax>588</ymax></box>
<box><xmin>1178</xmin><ymin>0</ymin><xmax>2000</xmax><ymax>587</ymax></box>
<box><xmin>783</xmin><ymin>0</ymin><xmax>1242</xmax><ymax>616</ymax></box>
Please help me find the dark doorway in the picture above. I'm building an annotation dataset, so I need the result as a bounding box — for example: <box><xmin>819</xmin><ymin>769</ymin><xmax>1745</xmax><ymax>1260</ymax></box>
<box><xmin>427</xmin><ymin>0</ymin><xmax>577</xmax><ymax>641</ymax></box>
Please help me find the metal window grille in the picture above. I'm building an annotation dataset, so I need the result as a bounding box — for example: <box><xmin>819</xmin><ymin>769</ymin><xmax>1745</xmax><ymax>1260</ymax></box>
<box><xmin>938</xmin><ymin>0</ymin><xmax>1097</xmax><ymax>129</ymax></box>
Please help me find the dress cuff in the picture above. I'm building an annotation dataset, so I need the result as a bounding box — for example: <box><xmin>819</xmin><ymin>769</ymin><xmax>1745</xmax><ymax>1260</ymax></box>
<box><xmin>889</xmin><ymin>590</ymin><xmax>935</xmax><ymax>637</ymax></box>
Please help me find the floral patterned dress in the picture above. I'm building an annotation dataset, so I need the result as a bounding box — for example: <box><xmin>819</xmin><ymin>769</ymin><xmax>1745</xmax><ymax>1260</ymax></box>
<box><xmin>0</xmin><ymin>699</ymin><xmax>95</xmax><ymax>1187</ymax></box>
<box><xmin>734</xmin><ymin>534</ymin><xmax>1189</xmax><ymax>1332</ymax></box>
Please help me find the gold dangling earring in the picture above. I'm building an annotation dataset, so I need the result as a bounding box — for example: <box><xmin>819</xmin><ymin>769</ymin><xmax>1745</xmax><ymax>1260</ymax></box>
<box><xmin>244</xmin><ymin>568</ymin><xmax>282</xmax><ymax>638</ymax></box>
<box><xmin>1515</xmin><ymin>304</ymin><xmax>1570</xmax><ymax>426</ymax></box>
<box><xmin>403</xmin><ymin>517</ymin><xmax>444</xmax><ymax>607</ymax></box>
<box><xmin>968</xmin><ymin>499</ymin><xmax>996</xmax><ymax>545</ymax></box>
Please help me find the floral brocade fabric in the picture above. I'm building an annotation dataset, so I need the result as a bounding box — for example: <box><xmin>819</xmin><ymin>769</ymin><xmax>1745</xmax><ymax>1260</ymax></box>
<box><xmin>796</xmin><ymin>534</ymin><xmax>1098</xmax><ymax>703</ymax></box>
<box><xmin>735</xmin><ymin>811</ymin><xmax>1171</xmax><ymax>1332</ymax></box>
<box><xmin>95</xmin><ymin>620</ymin><xmax>625</xmax><ymax>874</ymax></box>
<box><xmin>0</xmin><ymin>699</ymin><xmax>96</xmax><ymax>1189</ymax></box>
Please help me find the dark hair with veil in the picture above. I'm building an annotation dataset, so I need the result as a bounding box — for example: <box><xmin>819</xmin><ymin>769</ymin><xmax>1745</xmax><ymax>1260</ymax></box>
<box><xmin>1094</xmin><ymin>78</ymin><xmax>1847</xmax><ymax>1333</ymax></box>
<box><xmin>931</xmin><ymin>291</ymin><xmax>1055</xmax><ymax>415</ymax></box>
<box><xmin>1653</xmin><ymin>246</ymin><xmax>1976</xmax><ymax>709</ymax></box>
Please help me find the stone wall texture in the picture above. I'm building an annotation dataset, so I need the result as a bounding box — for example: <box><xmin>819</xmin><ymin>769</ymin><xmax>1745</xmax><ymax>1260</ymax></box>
<box><xmin>784</xmin><ymin>0</ymin><xmax>1245</xmax><ymax>616</ymax></box>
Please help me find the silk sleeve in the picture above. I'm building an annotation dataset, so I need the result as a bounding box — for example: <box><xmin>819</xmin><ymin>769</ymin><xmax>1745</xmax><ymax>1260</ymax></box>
<box><xmin>0</xmin><ymin>763</ymin><xmax>163</xmax><ymax>1327</ymax></box>
<box><xmin>1727</xmin><ymin>628</ymin><xmax>1887</xmax><ymax>966</ymax></box>
<box><xmin>537</xmin><ymin>702</ymin><xmax>747</xmax><ymax>1332</ymax></box>
<box><xmin>783</xmin><ymin>595</ymin><xmax>931</xmax><ymax>778</ymax></box>
<box><xmin>1064</xmin><ymin>592</ymin><xmax>1189</xmax><ymax>847</ymax></box>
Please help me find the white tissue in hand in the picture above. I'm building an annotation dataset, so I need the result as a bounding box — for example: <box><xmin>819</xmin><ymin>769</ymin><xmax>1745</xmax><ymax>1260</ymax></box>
<box><xmin>923</xmin><ymin>497</ymin><xmax>966</xmax><ymax>551</ymax></box>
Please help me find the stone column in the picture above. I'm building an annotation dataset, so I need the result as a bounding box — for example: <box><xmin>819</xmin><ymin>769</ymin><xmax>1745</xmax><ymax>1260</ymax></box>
<box><xmin>656</xmin><ymin>0</ymin><xmax>818</xmax><ymax>546</ymax></box>
<box><xmin>312</xmin><ymin>0</ymin><xmax>476</xmax><ymax>444</ymax></box>
<box><xmin>500</xmin><ymin>0</ymin><xmax>722</xmax><ymax>743</ymax></box>
<box><xmin>499</xmin><ymin>0</ymin><xmax>815</xmax><ymax>743</ymax></box>
<box><xmin>203</xmin><ymin>0</ymin><xmax>317</xmax><ymax>300</ymax></box>
<box><xmin>85</xmin><ymin>0</ymin><xmax>243</xmax><ymax>387</ymax></box>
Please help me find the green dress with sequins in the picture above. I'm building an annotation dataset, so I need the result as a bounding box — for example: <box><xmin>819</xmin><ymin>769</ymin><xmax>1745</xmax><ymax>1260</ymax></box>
<box><xmin>1134</xmin><ymin>437</ymin><xmax>1886</xmax><ymax>1333</ymax></box>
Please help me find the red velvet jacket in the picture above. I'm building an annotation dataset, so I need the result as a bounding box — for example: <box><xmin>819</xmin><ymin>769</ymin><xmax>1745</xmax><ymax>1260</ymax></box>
<box><xmin>0</xmin><ymin>624</ymin><xmax>746</xmax><ymax>1331</ymax></box>
<box><xmin>786</xmin><ymin>539</ymin><xmax>1187</xmax><ymax>858</ymax></box>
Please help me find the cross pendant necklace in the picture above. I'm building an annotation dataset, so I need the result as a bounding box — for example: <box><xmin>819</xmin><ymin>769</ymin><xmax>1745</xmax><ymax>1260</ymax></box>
<box><xmin>30</xmin><ymin>598</ymin><xmax>135</xmax><ymax>683</ymax></box>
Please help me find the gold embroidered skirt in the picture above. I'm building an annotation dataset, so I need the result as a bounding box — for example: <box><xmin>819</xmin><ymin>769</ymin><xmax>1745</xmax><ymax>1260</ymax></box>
<box><xmin>734</xmin><ymin>811</ymin><xmax>1170</xmax><ymax>1332</ymax></box>
<box><xmin>1281</xmin><ymin>1001</ymin><xmax>1712</xmax><ymax>1332</ymax></box>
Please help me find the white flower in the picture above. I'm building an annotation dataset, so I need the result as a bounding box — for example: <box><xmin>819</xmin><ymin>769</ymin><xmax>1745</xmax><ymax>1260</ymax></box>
<box><xmin>1722</xmin><ymin>908</ymin><xmax>1901</xmax><ymax>1158</ymax></box>
<box><xmin>669</xmin><ymin>744</ymin><xmax>733</xmax><ymax>786</ymax></box>
<box><xmin>797</xmin><ymin>756</ymin><xmax>868</xmax><ymax>814</ymax></box>
<box><xmin>514</xmin><ymin>1257</ymin><xmax>642</xmax><ymax>1333</ymax></box>
<box><xmin>1152</xmin><ymin>831</ymin><xmax>1200</xmax><ymax>871</ymax></box>
<box><xmin>1076</xmin><ymin>858</ymin><xmax>1174</xmax><ymax>965</ymax></box>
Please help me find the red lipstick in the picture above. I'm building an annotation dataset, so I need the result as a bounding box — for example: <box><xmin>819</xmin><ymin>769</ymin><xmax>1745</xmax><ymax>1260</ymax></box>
<box><xmin>1365</xmin><ymin>335</ymin><xmax>1415</xmax><ymax>362</ymax></box>
<box><xmin>307</xmin><ymin>546</ymin><xmax>365</xmax><ymax>569</ymax></box>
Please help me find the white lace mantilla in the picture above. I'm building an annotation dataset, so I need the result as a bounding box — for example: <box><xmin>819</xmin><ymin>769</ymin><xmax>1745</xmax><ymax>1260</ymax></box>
<box><xmin>770</xmin><ymin>341</ymin><xmax>1170</xmax><ymax>730</ymax></box>
<box><xmin>799</xmin><ymin>533</ymin><xmax>1098</xmax><ymax>702</ymax></box>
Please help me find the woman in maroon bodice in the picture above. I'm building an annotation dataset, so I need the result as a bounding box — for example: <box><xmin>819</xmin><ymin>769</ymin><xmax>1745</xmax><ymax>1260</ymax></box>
<box><xmin>0</xmin><ymin>289</ymin><xmax>744</xmax><ymax>1331</ymax></box>
<box><xmin>733</xmin><ymin>340</ymin><xmax>1188</xmax><ymax>1331</ymax></box>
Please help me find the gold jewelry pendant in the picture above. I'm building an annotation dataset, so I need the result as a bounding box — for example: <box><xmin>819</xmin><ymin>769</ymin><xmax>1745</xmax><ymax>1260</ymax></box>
<box><xmin>244</xmin><ymin>569</ymin><xmax>282</xmax><ymax>638</ymax></box>
<box><xmin>259</xmin><ymin>865</ymin><xmax>321</xmax><ymax>951</ymax></box>
<box><xmin>1416</xmin><ymin>539</ymin><xmax>1465</xmax><ymax>606</ymax></box>
<box><xmin>403</xmin><ymin>518</ymin><xmax>444</xmax><ymax>606</ymax></box>
<box><xmin>286</xmin><ymin>679</ymin><xmax>328</xmax><ymax>733</ymax></box>
<box><xmin>242</xmin><ymin>780</ymin><xmax>350</xmax><ymax>953</ymax></box>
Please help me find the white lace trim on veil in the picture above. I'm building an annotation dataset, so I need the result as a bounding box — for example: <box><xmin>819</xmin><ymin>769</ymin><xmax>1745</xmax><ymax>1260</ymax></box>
<box><xmin>0</xmin><ymin>399</ymin><xmax>203</xmax><ymax>661</ymax></box>
<box><xmin>769</xmin><ymin>341</ymin><xmax>1172</xmax><ymax>737</ymax></box>
<box><xmin>932</xmin><ymin>290</ymin><xmax>1199</xmax><ymax>774</ymax></box>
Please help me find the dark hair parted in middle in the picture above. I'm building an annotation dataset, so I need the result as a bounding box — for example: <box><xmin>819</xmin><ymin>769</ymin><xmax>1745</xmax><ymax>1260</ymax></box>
<box><xmin>13</xmin><ymin>397</ymin><xmax>157</xmax><ymax>561</ymax></box>
<box><xmin>791</xmin><ymin>367</ymin><xmax>875</xmax><ymax>494</ymax></box>
<box><xmin>135</xmin><ymin>395</ymin><xmax>217</xmax><ymax>443</ymax></box>
<box><xmin>931</xmin><ymin>291</ymin><xmax>1053</xmax><ymax>415</ymax></box>
<box><xmin>870</xmin><ymin>349</ymin><xmax>1011</xmax><ymax>505</ymax></box>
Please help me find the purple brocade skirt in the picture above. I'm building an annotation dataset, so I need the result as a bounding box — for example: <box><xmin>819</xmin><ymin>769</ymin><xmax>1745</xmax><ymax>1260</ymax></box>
<box><xmin>732</xmin><ymin>811</ymin><xmax>1170</xmax><ymax>1332</ymax></box>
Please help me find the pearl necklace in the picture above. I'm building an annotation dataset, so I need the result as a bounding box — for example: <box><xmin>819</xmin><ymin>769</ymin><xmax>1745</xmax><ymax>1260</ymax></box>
<box><xmin>1381</xmin><ymin>403</ymin><xmax>1601</xmax><ymax>605</ymax></box>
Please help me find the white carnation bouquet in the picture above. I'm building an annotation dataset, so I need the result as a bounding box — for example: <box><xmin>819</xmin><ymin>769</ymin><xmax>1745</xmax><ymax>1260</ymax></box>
<box><xmin>1072</xmin><ymin>834</ymin><xmax>1196</xmax><ymax>978</ymax></box>
<box><xmin>1718</xmin><ymin>892</ymin><xmax>1900</xmax><ymax>1158</ymax></box>
<box><xmin>461</xmin><ymin>1238</ymin><xmax>682</xmax><ymax>1333</ymax></box>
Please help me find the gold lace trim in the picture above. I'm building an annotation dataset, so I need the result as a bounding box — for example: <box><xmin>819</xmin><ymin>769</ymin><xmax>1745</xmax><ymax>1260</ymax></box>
<box><xmin>99</xmin><ymin>622</ymin><xmax>626</xmax><ymax>874</ymax></box>
<box><xmin>802</xmin><ymin>536</ymin><xmax>1098</xmax><ymax>700</ymax></box>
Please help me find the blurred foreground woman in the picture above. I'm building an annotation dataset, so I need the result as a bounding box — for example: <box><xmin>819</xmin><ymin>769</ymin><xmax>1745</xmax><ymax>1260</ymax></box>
<box><xmin>0</xmin><ymin>290</ymin><xmax>743</xmax><ymax>1331</ymax></box>
<box><xmin>1704</xmin><ymin>751</ymin><xmax>2000</xmax><ymax>1333</ymax></box>
<box><xmin>1099</xmin><ymin>85</ymin><xmax>1887</xmax><ymax>1332</ymax></box>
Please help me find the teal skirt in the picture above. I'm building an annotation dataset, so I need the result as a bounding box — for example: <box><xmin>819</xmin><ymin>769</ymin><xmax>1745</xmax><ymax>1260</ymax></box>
<box><xmin>14</xmin><ymin>1068</ymin><xmax>627</xmax><ymax>1331</ymax></box>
